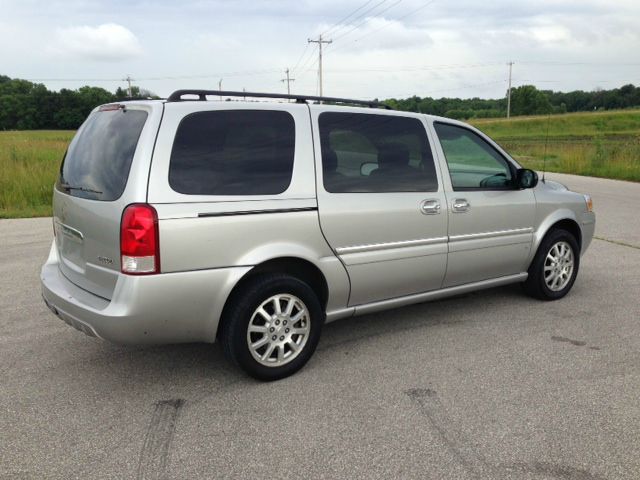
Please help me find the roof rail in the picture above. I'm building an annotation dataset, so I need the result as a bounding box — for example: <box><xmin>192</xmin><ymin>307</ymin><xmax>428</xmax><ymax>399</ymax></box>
<box><xmin>166</xmin><ymin>89</ymin><xmax>392</xmax><ymax>109</ymax></box>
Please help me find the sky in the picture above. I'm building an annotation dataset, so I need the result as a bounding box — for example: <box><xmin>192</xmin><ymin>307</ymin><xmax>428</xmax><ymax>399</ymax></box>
<box><xmin>1</xmin><ymin>0</ymin><xmax>639</xmax><ymax>100</ymax></box>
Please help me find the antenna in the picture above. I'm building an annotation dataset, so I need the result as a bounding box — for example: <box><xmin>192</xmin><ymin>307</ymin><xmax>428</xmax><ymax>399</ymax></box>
<box><xmin>542</xmin><ymin>111</ymin><xmax>551</xmax><ymax>183</ymax></box>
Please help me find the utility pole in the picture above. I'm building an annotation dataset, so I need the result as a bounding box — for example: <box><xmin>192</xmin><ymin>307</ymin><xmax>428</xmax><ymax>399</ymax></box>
<box><xmin>218</xmin><ymin>79</ymin><xmax>223</xmax><ymax>100</ymax></box>
<box><xmin>308</xmin><ymin>34</ymin><xmax>332</xmax><ymax>98</ymax></box>
<box><xmin>280</xmin><ymin>68</ymin><xmax>295</xmax><ymax>95</ymax></box>
<box><xmin>123</xmin><ymin>75</ymin><xmax>134</xmax><ymax>97</ymax></box>
<box><xmin>506</xmin><ymin>61</ymin><xmax>514</xmax><ymax>119</ymax></box>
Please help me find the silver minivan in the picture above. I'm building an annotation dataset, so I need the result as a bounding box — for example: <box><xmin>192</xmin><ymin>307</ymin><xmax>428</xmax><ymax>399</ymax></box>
<box><xmin>41</xmin><ymin>90</ymin><xmax>595</xmax><ymax>380</ymax></box>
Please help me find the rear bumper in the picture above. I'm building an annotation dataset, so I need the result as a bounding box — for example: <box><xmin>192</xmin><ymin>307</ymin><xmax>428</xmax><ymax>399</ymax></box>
<box><xmin>40</xmin><ymin>242</ymin><xmax>250</xmax><ymax>344</ymax></box>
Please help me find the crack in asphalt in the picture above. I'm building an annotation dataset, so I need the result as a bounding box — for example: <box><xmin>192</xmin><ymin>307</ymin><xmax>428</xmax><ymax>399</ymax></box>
<box><xmin>594</xmin><ymin>236</ymin><xmax>640</xmax><ymax>250</ymax></box>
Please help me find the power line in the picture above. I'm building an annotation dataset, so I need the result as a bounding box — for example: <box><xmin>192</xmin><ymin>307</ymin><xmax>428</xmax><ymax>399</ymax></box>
<box><xmin>293</xmin><ymin>1</ymin><xmax>385</xmax><ymax>76</ymax></box>
<box><xmin>332</xmin><ymin>0</ymin><xmax>436</xmax><ymax>53</ymax></box>
<box><xmin>329</xmin><ymin>0</ymin><xmax>403</xmax><ymax>45</ymax></box>
<box><xmin>291</xmin><ymin>43</ymin><xmax>311</xmax><ymax>73</ymax></box>
<box><xmin>301</xmin><ymin>0</ymin><xmax>405</xmax><ymax>73</ymax></box>
<box><xmin>382</xmin><ymin>79</ymin><xmax>508</xmax><ymax>99</ymax></box>
<box><xmin>291</xmin><ymin>44</ymin><xmax>318</xmax><ymax>75</ymax></box>
<box><xmin>299</xmin><ymin>3</ymin><xmax>401</xmax><ymax>76</ymax></box>
<box><xmin>22</xmin><ymin>77</ymin><xmax>122</xmax><ymax>82</ymax></box>
<box><xmin>321</xmin><ymin>0</ymin><xmax>376</xmax><ymax>37</ymax></box>
<box><xmin>520</xmin><ymin>61</ymin><xmax>640</xmax><ymax>66</ymax></box>
<box><xmin>301</xmin><ymin>62</ymin><xmax>503</xmax><ymax>73</ymax></box>
<box><xmin>324</xmin><ymin>0</ymin><xmax>388</xmax><ymax>41</ymax></box>
<box><xmin>23</xmin><ymin>69</ymin><xmax>282</xmax><ymax>83</ymax></box>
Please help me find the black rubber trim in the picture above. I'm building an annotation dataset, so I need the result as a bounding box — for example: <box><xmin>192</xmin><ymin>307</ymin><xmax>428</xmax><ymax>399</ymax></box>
<box><xmin>198</xmin><ymin>207</ymin><xmax>318</xmax><ymax>218</ymax></box>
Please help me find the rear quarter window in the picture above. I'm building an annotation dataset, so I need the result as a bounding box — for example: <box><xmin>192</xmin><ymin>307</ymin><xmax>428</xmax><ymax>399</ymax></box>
<box><xmin>169</xmin><ymin>110</ymin><xmax>296</xmax><ymax>195</ymax></box>
<box><xmin>57</xmin><ymin>108</ymin><xmax>148</xmax><ymax>201</ymax></box>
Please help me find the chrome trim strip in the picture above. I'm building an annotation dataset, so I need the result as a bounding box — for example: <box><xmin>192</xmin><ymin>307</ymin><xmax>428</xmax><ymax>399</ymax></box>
<box><xmin>336</xmin><ymin>236</ymin><xmax>448</xmax><ymax>255</ymax></box>
<box><xmin>354</xmin><ymin>273</ymin><xmax>528</xmax><ymax>316</ymax></box>
<box><xmin>449</xmin><ymin>227</ymin><xmax>533</xmax><ymax>242</ymax></box>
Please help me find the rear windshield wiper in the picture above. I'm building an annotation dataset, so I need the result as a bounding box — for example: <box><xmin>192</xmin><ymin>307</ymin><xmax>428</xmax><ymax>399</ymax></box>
<box><xmin>59</xmin><ymin>183</ymin><xmax>103</xmax><ymax>195</ymax></box>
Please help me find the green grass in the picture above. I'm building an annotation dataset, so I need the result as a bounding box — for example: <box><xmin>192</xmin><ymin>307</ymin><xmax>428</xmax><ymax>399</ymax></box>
<box><xmin>1</xmin><ymin>110</ymin><xmax>639</xmax><ymax>218</ymax></box>
<box><xmin>470</xmin><ymin>110</ymin><xmax>640</xmax><ymax>182</ymax></box>
<box><xmin>0</xmin><ymin>130</ymin><xmax>73</xmax><ymax>218</ymax></box>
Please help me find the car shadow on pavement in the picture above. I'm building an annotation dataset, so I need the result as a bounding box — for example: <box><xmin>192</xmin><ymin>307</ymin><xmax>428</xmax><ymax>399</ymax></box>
<box><xmin>69</xmin><ymin>283</ymin><xmax>527</xmax><ymax>386</ymax></box>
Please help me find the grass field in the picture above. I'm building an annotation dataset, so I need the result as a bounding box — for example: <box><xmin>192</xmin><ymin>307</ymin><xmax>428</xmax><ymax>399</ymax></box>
<box><xmin>0</xmin><ymin>109</ymin><xmax>638</xmax><ymax>218</ymax></box>
<box><xmin>0</xmin><ymin>130</ymin><xmax>72</xmax><ymax>218</ymax></box>
<box><xmin>471</xmin><ymin>109</ymin><xmax>640</xmax><ymax>182</ymax></box>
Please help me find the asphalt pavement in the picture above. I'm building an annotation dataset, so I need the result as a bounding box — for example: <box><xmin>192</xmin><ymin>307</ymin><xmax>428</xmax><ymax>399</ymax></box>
<box><xmin>1</xmin><ymin>172</ymin><xmax>639</xmax><ymax>479</ymax></box>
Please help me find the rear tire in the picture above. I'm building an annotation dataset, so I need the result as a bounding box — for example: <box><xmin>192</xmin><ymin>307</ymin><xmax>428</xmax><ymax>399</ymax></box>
<box><xmin>523</xmin><ymin>228</ymin><xmax>580</xmax><ymax>301</ymax></box>
<box><xmin>220</xmin><ymin>273</ymin><xmax>324</xmax><ymax>381</ymax></box>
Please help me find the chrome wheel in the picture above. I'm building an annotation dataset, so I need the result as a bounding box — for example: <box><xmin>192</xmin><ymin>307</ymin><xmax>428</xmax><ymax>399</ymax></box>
<box><xmin>544</xmin><ymin>241</ymin><xmax>575</xmax><ymax>292</ymax></box>
<box><xmin>246</xmin><ymin>294</ymin><xmax>310</xmax><ymax>367</ymax></box>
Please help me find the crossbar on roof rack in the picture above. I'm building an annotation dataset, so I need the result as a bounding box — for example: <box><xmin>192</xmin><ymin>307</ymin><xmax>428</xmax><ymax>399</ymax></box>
<box><xmin>166</xmin><ymin>89</ymin><xmax>392</xmax><ymax>109</ymax></box>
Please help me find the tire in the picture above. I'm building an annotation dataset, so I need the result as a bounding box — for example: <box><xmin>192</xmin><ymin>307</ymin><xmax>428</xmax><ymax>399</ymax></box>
<box><xmin>220</xmin><ymin>273</ymin><xmax>325</xmax><ymax>381</ymax></box>
<box><xmin>523</xmin><ymin>228</ymin><xmax>580</xmax><ymax>301</ymax></box>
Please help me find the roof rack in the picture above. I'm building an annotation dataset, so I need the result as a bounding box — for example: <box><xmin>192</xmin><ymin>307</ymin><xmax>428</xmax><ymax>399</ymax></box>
<box><xmin>166</xmin><ymin>89</ymin><xmax>392</xmax><ymax>109</ymax></box>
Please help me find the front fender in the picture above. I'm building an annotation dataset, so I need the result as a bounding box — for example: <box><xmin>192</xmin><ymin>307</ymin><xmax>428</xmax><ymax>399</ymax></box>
<box><xmin>529</xmin><ymin>208</ymin><xmax>580</xmax><ymax>264</ymax></box>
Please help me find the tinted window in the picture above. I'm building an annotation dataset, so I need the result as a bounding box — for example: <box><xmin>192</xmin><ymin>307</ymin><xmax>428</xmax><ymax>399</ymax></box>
<box><xmin>58</xmin><ymin>108</ymin><xmax>148</xmax><ymax>201</ymax></box>
<box><xmin>319</xmin><ymin>112</ymin><xmax>437</xmax><ymax>193</ymax></box>
<box><xmin>434</xmin><ymin>123</ymin><xmax>514</xmax><ymax>190</ymax></box>
<box><xmin>169</xmin><ymin>110</ymin><xmax>295</xmax><ymax>195</ymax></box>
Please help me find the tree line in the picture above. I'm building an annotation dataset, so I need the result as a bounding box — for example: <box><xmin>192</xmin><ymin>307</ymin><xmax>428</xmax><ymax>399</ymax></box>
<box><xmin>384</xmin><ymin>83</ymin><xmax>640</xmax><ymax>119</ymax></box>
<box><xmin>1</xmin><ymin>73</ymin><xmax>639</xmax><ymax>130</ymax></box>
<box><xmin>0</xmin><ymin>75</ymin><xmax>156</xmax><ymax>130</ymax></box>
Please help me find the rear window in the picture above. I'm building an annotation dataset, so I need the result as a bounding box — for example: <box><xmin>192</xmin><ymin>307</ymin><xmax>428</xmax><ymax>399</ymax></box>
<box><xmin>169</xmin><ymin>110</ymin><xmax>296</xmax><ymax>196</ymax></box>
<box><xmin>57</xmin><ymin>108</ymin><xmax>148</xmax><ymax>201</ymax></box>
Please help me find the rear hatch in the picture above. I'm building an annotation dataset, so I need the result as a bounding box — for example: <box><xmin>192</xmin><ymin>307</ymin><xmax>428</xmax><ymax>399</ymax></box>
<box><xmin>53</xmin><ymin>104</ymin><xmax>150</xmax><ymax>299</ymax></box>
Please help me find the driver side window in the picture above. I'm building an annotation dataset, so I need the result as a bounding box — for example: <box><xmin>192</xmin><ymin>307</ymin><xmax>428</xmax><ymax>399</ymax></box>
<box><xmin>434</xmin><ymin>122</ymin><xmax>513</xmax><ymax>190</ymax></box>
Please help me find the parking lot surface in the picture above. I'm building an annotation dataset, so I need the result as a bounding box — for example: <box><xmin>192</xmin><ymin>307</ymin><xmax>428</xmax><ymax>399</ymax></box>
<box><xmin>1</xmin><ymin>173</ymin><xmax>639</xmax><ymax>479</ymax></box>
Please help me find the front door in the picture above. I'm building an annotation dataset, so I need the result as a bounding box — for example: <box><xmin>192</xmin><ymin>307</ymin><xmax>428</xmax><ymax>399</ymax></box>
<box><xmin>311</xmin><ymin>109</ymin><xmax>448</xmax><ymax>306</ymax></box>
<box><xmin>431</xmin><ymin>121</ymin><xmax>536</xmax><ymax>287</ymax></box>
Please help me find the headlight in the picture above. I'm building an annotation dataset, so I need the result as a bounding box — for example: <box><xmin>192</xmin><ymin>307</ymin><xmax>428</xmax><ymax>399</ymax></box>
<box><xmin>584</xmin><ymin>194</ymin><xmax>593</xmax><ymax>212</ymax></box>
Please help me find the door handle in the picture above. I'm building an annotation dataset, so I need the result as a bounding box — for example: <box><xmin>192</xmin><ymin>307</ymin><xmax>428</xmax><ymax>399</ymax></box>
<box><xmin>452</xmin><ymin>198</ymin><xmax>470</xmax><ymax>213</ymax></box>
<box><xmin>420</xmin><ymin>199</ymin><xmax>441</xmax><ymax>215</ymax></box>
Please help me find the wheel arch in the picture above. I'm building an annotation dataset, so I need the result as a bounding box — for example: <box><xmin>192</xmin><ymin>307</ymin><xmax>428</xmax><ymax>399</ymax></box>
<box><xmin>217</xmin><ymin>256</ymin><xmax>330</xmax><ymax>338</ymax></box>
<box><xmin>531</xmin><ymin>210</ymin><xmax>582</xmax><ymax>264</ymax></box>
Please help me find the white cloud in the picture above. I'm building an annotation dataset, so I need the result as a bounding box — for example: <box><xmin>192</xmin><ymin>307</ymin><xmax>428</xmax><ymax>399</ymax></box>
<box><xmin>3</xmin><ymin>1</ymin><xmax>640</xmax><ymax>98</ymax></box>
<box><xmin>529</xmin><ymin>25</ymin><xmax>573</xmax><ymax>44</ymax></box>
<box><xmin>50</xmin><ymin>23</ymin><xmax>142</xmax><ymax>61</ymax></box>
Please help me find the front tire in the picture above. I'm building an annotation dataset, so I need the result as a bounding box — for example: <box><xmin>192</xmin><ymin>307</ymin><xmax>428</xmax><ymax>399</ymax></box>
<box><xmin>523</xmin><ymin>228</ymin><xmax>580</xmax><ymax>300</ymax></box>
<box><xmin>220</xmin><ymin>273</ymin><xmax>324</xmax><ymax>381</ymax></box>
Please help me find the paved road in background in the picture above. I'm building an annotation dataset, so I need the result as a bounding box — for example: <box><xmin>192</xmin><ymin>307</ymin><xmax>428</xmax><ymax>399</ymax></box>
<box><xmin>1</xmin><ymin>173</ymin><xmax>639</xmax><ymax>479</ymax></box>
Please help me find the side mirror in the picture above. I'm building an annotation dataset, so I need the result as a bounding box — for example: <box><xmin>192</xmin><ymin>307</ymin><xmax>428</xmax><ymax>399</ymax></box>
<box><xmin>516</xmin><ymin>168</ymin><xmax>538</xmax><ymax>189</ymax></box>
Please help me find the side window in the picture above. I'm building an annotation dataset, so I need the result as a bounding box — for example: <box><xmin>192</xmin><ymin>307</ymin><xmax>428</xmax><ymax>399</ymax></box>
<box><xmin>319</xmin><ymin>112</ymin><xmax>438</xmax><ymax>193</ymax></box>
<box><xmin>434</xmin><ymin>123</ymin><xmax>514</xmax><ymax>190</ymax></box>
<box><xmin>169</xmin><ymin>110</ymin><xmax>295</xmax><ymax>195</ymax></box>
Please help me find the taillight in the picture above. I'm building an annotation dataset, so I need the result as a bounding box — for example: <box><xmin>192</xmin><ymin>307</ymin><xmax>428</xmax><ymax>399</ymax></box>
<box><xmin>120</xmin><ymin>204</ymin><xmax>160</xmax><ymax>275</ymax></box>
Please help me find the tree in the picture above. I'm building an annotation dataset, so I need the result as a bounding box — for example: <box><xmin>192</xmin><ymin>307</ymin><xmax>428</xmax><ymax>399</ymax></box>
<box><xmin>510</xmin><ymin>85</ymin><xmax>552</xmax><ymax>116</ymax></box>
